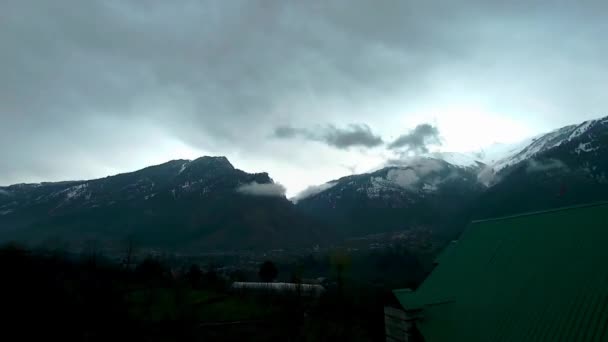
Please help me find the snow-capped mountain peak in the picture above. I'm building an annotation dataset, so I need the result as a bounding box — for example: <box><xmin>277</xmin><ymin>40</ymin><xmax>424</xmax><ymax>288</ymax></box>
<box><xmin>295</xmin><ymin>115</ymin><xmax>608</xmax><ymax>199</ymax></box>
<box><xmin>469</xmin><ymin>116</ymin><xmax>606</xmax><ymax>173</ymax></box>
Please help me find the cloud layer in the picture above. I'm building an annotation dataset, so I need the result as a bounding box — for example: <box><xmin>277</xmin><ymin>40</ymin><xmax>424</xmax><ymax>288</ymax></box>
<box><xmin>273</xmin><ymin>124</ymin><xmax>383</xmax><ymax>149</ymax></box>
<box><xmin>526</xmin><ymin>159</ymin><xmax>568</xmax><ymax>173</ymax></box>
<box><xmin>379</xmin><ymin>157</ymin><xmax>447</xmax><ymax>190</ymax></box>
<box><xmin>237</xmin><ymin>182</ymin><xmax>286</xmax><ymax>197</ymax></box>
<box><xmin>1</xmin><ymin>0</ymin><xmax>607</xmax><ymax>195</ymax></box>
<box><xmin>385</xmin><ymin>169</ymin><xmax>420</xmax><ymax>189</ymax></box>
<box><xmin>291</xmin><ymin>182</ymin><xmax>338</xmax><ymax>202</ymax></box>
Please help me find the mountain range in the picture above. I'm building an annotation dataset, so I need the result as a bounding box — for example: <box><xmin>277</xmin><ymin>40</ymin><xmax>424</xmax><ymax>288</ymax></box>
<box><xmin>0</xmin><ymin>157</ymin><xmax>321</xmax><ymax>252</ymax></box>
<box><xmin>1</xmin><ymin>116</ymin><xmax>607</xmax><ymax>253</ymax></box>
<box><xmin>295</xmin><ymin>115</ymin><xmax>606</xmax><ymax>240</ymax></box>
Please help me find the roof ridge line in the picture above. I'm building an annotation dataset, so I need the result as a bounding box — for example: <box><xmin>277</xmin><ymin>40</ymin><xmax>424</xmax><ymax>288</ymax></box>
<box><xmin>470</xmin><ymin>201</ymin><xmax>608</xmax><ymax>224</ymax></box>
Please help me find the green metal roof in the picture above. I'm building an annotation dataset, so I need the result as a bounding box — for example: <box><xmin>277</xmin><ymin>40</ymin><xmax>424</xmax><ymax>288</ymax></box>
<box><xmin>394</xmin><ymin>202</ymin><xmax>608</xmax><ymax>341</ymax></box>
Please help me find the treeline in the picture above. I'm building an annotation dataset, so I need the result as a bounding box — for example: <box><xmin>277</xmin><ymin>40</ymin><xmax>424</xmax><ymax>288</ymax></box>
<box><xmin>0</xmin><ymin>243</ymin><xmax>423</xmax><ymax>341</ymax></box>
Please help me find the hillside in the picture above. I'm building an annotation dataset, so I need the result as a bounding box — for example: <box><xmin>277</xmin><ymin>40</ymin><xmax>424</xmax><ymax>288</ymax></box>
<box><xmin>0</xmin><ymin>157</ymin><xmax>321</xmax><ymax>252</ymax></box>
<box><xmin>298</xmin><ymin>115</ymin><xmax>608</xmax><ymax>241</ymax></box>
<box><xmin>296</xmin><ymin>158</ymin><xmax>485</xmax><ymax>241</ymax></box>
<box><xmin>473</xmin><ymin>116</ymin><xmax>608</xmax><ymax>218</ymax></box>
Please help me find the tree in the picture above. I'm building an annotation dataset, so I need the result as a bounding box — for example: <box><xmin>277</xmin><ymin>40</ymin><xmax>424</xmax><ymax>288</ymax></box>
<box><xmin>135</xmin><ymin>257</ymin><xmax>168</xmax><ymax>282</ymax></box>
<box><xmin>83</xmin><ymin>239</ymin><xmax>100</xmax><ymax>267</ymax></box>
<box><xmin>330</xmin><ymin>249</ymin><xmax>351</xmax><ymax>294</ymax></box>
<box><xmin>203</xmin><ymin>265</ymin><xmax>225</xmax><ymax>290</ymax></box>
<box><xmin>185</xmin><ymin>264</ymin><xmax>203</xmax><ymax>288</ymax></box>
<box><xmin>122</xmin><ymin>235</ymin><xmax>137</xmax><ymax>270</ymax></box>
<box><xmin>229</xmin><ymin>269</ymin><xmax>248</xmax><ymax>282</ymax></box>
<box><xmin>258</xmin><ymin>260</ymin><xmax>278</xmax><ymax>283</ymax></box>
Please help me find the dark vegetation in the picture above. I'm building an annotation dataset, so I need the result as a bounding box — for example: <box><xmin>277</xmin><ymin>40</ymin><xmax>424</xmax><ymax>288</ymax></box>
<box><xmin>258</xmin><ymin>260</ymin><xmax>279</xmax><ymax>282</ymax></box>
<box><xmin>0</xmin><ymin>243</ymin><xmax>424</xmax><ymax>341</ymax></box>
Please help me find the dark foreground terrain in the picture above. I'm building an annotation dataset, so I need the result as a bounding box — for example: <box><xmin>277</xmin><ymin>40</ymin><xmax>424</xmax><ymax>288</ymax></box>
<box><xmin>0</xmin><ymin>244</ymin><xmax>424</xmax><ymax>342</ymax></box>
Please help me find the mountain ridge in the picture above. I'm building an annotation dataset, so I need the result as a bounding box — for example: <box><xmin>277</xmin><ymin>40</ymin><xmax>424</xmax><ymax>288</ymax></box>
<box><xmin>294</xmin><ymin>114</ymin><xmax>608</xmax><ymax>242</ymax></box>
<box><xmin>2</xmin><ymin>115</ymin><xmax>607</xmax><ymax>253</ymax></box>
<box><xmin>0</xmin><ymin>155</ymin><xmax>319</xmax><ymax>252</ymax></box>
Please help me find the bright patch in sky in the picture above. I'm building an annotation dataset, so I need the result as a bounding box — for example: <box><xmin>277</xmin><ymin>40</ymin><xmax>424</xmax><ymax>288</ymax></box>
<box><xmin>433</xmin><ymin>106</ymin><xmax>536</xmax><ymax>152</ymax></box>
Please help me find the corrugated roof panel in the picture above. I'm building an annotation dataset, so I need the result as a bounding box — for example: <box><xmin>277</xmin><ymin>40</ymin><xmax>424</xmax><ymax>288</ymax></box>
<box><xmin>394</xmin><ymin>203</ymin><xmax>608</xmax><ymax>341</ymax></box>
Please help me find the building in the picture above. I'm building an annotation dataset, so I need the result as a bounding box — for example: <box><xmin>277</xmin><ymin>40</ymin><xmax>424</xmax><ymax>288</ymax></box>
<box><xmin>388</xmin><ymin>202</ymin><xmax>608</xmax><ymax>342</ymax></box>
<box><xmin>231</xmin><ymin>282</ymin><xmax>325</xmax><ymax>297</ymax></box>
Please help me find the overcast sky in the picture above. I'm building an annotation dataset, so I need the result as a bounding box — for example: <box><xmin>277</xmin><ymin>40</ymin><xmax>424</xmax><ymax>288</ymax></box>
<box><xmin>1</xmin><ymin>0</ymin><xmax>607</xmax><ymax>196</ymax></box>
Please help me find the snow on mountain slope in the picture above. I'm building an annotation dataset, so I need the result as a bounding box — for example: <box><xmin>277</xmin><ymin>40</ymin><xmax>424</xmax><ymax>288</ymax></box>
<box><xmin>502</xmin><ymin>118</ymin><xmax>605</xmax><ymax>168</ymax></box>
<box><xmin>425</xmin><ymin>152</ymin><xmax>482</xmax><ymax>168</ymax></box>
<box><xmin>0</xmin><ymin>156</ymin><xmax>278</xmax><ymax>217</ymax></box>
<box><xmin>574</xmin><ymin>142</ymin><xmax>600</xmax><ymax>154</ymax></box>
<box><xmin>568</xmin><ymin>120</ymin><xmax>595</xmax><ymax>140</ymax></box>
<box><xmin>471</xmin><ymin>138</ymin><xmax>537</xmax><ymax>166</ymax></box>
<box><xmin>293</xmin><ymin>116</ymin><xmax>607</xmax><ymax>200</ymax></box>
<box><xmin>464</xmin><ymin>115</ymin><xmax>607</xmax><ymax>189</ymax></box>
<box><xmin>293</xmin><ymin>157</ymin><xmax>456</xmax><ymax>201</ymax></box>
<box><xmin>178</xmin><ymin>162</ymin><xmax>189</xmax><ymax>174</ymax></box>
<box><xmin>473</xmin><ymin>116</ymin><xmax>606</xmax><ymax>172</ymax></box>
<box><xmin>296</xmin><ymin>157</ymin><xmax>482</xmax><ymax>203</ymax></box>
<box><xmin>491</xmin><ymin>125</ymin><xmax>575</xmax><ymax>171</ymax></box>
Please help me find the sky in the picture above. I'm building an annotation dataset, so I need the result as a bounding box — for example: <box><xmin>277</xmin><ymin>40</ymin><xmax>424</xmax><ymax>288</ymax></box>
<box><xmin>1</xmin><ymin>0</ymin><xmax>607</xmax><ymax>197</ymax></box>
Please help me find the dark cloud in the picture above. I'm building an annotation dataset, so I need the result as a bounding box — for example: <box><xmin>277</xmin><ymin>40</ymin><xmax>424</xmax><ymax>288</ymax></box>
<box><xmin>388</xmin><ymin>124</ymin><xmax>441</xmax><ymax>154</ymax></box>
<box><xmin>273</xmin><ymin>124</ymin><xmax>383</xmax><ymax>149</ymax></box>
<box><xmin>273</xmin><ymin>126</ymin><xmax>303</xmax><ymax>139</ymax></box>
<box><xmin>322</xmin><ymin>124</ymin><xmax>384</xmax><ymax>149</ymax></box>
